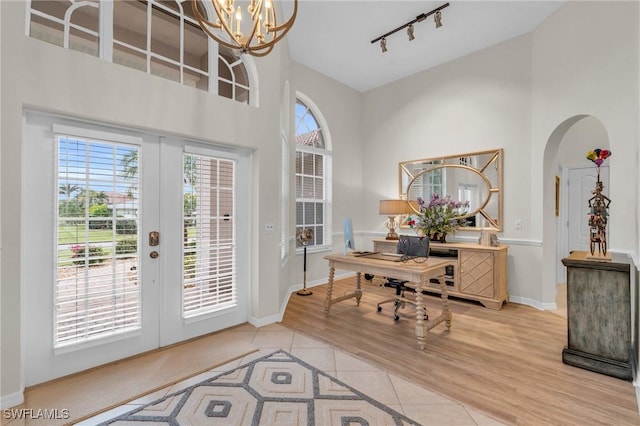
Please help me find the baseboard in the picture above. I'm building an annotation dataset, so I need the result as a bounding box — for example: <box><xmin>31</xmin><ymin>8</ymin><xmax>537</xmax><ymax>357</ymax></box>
<box><xmin>1</xmin><ymin>390</ymin><xmax>25</xmax><ymax>410</ymax></box>
<box><xmin>267</xmin><ymin>272</ymin><xmax>357</xmax><ymax>325</ymax></box>
<box><xmin>248</xmin><ymin>313</ymin><xmax>281</xmax><ymax>328</ymax></box>
<box><xmin>509</xmin><ymin>295</ymin><xmax>556</xmax><ymax>311</ymax></box>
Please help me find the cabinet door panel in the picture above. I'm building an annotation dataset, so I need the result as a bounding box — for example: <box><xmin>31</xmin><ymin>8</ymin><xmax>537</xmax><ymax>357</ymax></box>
<box><xmin>459</xmin><ymin>251</ymin><xmax>494</xmax><ymax>297</ymax></box>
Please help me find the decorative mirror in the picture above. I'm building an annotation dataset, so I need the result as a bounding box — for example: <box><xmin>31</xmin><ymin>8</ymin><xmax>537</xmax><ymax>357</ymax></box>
<box><xmin>399</xmin><ymin>149</ymin><xmax>503</xmax><ymax>231</ymax></box>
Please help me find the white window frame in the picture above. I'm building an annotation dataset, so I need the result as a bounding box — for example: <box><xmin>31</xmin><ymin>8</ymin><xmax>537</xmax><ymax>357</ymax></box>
<box><xmin>181</xmin><ymin>149</ymin><xmax>238</xmax><ymax>319</ymax></box>
<box><xmin>52</xmin><ymin>124</ymin><xmax>144</xmax><ymax>351</ymax></box>
<box><xmin>281</xmin><ymin>131</ymin><xmax>290</xmax><ymax>262</ymax></box>
<box><xmin>294</xmin><ymin>93</ymin><xmax>332</xmax><ymax>253</ymax></box>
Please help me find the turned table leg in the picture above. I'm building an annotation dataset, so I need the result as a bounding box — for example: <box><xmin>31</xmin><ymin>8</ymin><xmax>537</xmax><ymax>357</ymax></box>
<box><xmin>441</xmin><ymin>282</ymin><xmax>452</xmax><ymax>330</ymax></box>
<box><xmin>355</xmin><ymin>272</ymin><xmax>362</xmax><ymax>306</ymax></box>
<box><xmin>324</xmin><ymin>266</ymin><xmax>336</xmax><ymax>316</ymax></box>
<box><xmin>414</xmin><ymin>280</ymin><xmax>427</xmax><ymax>350</ymax></box>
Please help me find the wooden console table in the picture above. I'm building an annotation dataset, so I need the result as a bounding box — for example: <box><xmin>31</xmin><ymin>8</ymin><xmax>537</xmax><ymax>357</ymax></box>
<box><xmin>561</xmin><ymin>251</ymin><xmax>634</xmax><ymax>380</ymax></box>
<box><xmin>373</xmin><ymin>239</ymin><xmax>508</xmax><ymax>309</ymax></box>
<box><xmin>323</xmin><ymin>253</ymin><xmax>455</xmax><ymax>350</ymax></box>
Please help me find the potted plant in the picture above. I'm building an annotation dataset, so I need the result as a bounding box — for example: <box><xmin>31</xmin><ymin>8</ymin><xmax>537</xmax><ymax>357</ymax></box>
<box><xmin>407</xmin><ymin>193</ymin><xmax>469</xmax><ymax>242</ymax></box>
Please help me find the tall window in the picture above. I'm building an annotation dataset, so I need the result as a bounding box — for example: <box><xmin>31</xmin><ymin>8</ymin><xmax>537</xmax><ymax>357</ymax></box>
<box><xmin>28</xmin><ymin>0</ymin><xmax>251</xmax><ymax>104</ymax></box>
<box><xmin>55</xmin><ymin>135</ymin><xmax>140</xmax><ymax>347</ymax></box>
<box><xmin>295</xmin><ymin>96</ymin><xmax>331</xmax><ymax>249</ymax></box>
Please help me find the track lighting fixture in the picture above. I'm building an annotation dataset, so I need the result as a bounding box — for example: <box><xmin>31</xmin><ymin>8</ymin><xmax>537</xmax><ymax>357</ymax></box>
<box><xmin>371</xmin><ymin>3</ymin><xmax>449</xmax><ymax>52</ymax></box>
<box><xmin>380</xmin><ymin>37</ymin><xmax>388</xmax><ymax>53</ymax></box>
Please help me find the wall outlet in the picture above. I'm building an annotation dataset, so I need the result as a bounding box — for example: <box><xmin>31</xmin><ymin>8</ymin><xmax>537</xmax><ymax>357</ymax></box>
<box><xmin>265</xmin><ymin>223</ymin><xmax>275</xmax><ymax>234</ymax></box>
<box><xmin>514</xmin><ymin>219</ymin><xmax>522</xmax><ymax>230</ymax></box>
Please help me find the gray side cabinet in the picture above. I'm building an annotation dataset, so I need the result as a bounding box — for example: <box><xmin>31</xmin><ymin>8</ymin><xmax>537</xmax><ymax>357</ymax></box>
<box><xmin>561</xmin><ymin>251</ymin><xmax>633</xmax><ymax>380</ymax></box>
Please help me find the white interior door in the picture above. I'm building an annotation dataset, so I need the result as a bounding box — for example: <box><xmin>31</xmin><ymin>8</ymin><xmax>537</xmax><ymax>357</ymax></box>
<box><xmin>22</xmin><ymin>113</ymin><xmax>249</xmax><ymax>386</ymax></box>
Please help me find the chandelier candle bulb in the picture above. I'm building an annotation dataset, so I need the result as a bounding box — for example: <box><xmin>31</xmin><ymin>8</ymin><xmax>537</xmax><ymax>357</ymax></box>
<box><xmin>265</xmin><ymin>1</ymin><xmax>272</xmax><ymax>27</ymax></box>
<box><xmin>236</xmin><ymin>7</ymin><xmax>242</xmax><ymax>36</ymax></box>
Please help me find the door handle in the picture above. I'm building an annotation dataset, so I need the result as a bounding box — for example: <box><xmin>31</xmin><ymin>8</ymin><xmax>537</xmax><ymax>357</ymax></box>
<box><xmin>150</xmin><ymin>251</ymin><xmax>159</xmax><ymax>259</ymax></box>
<box><xmin>149</xmin><ymin>231</ymin><xmax>160</xmax><ymax>247</ymax></box>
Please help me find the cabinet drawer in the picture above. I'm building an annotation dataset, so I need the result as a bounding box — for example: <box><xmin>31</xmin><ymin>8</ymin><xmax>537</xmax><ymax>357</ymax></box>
<box><xmin>459</xmin><ymin>250</ymin><xmax>494</xmax><ymax>298</ymax></box>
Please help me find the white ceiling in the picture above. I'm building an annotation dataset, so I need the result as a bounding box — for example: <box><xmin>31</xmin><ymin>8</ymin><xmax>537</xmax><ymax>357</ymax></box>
<box><xmin>285</xmin><ymin>1</ymin><xmax>564</xmax><ymax>92</ymax></box>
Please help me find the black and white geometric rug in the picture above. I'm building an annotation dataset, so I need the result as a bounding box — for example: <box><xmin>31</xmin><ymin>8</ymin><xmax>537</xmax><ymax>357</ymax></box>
<box><xmin>97</xmin><ymin>349</ymin><xmax>421</xmax><ymax>425</ymax></box>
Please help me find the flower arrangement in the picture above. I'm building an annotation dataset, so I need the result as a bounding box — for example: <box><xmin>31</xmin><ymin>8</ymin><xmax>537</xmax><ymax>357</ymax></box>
<box><xmin>407</xmin><ymin>193</ymin><xmax>470</xmax><ymax>242</ymax></box>
<box><xmin>586</xmin><ymin>148</ymin><xmax>611</xmax><ymax>181</ymax></box>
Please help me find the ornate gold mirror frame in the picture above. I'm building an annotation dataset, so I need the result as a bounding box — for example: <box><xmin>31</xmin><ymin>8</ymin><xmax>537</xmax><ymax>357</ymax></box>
<box><xmin>399</xmin><ymin>148</ymin><xmax>503</xmax><ymax>231</ymax></box>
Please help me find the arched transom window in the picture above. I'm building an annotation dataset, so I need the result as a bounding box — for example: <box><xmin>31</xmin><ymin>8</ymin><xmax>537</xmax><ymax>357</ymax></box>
<box><xmin>28</xmin><ymin>0</ymin><xmax>252</xmax><ymax>105</ymax></box>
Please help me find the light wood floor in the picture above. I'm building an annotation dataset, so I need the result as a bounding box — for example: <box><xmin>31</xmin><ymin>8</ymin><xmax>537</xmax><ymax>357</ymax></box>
<box><xmin>281</xmin><ymin>277</ymin><xmax>640</xmax><ymax>426</ymax></box>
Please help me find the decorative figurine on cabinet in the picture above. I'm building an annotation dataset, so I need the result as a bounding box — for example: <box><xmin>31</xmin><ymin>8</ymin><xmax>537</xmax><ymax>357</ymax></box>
<box><xmin>586</xmin><ymin>148</ymin><xmax>612</xmax><ymax>258</ymax></box>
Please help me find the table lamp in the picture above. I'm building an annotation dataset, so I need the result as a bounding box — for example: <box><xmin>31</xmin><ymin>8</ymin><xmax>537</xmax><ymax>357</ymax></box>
<box><xmin>379</xmin><ymin>199</ymin><xmax>414</xmax><ymax>240</ymax></box>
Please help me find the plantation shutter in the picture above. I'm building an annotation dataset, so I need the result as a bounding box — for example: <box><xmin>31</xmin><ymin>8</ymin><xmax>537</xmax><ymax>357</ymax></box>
<box><xmin>55</xmin><ymin>135</ymin><xmax>141</xmax><ymax>347</ymax></box>
<box><xmin>182</xmin><ymin>152</ymin><xmax>237</xmax><ymax>317</ymax></box>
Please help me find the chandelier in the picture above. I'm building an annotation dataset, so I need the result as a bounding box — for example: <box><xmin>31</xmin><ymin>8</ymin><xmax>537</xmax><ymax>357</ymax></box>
<box><xmin>192</xmin><ymin>0</ymin><xmax>298</xmax><ymax>57</ymax></box>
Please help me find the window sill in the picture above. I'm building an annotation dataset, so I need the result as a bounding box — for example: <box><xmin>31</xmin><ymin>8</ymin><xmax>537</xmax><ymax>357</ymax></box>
<box><xmin>296</xmin><ymin>245</ymin><xmax>332</xmax><ymax>255</ymax></box>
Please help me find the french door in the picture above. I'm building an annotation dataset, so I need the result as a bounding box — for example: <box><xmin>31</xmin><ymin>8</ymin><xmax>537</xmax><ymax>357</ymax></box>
<box><xmin>22</xmin><ymin>112</ymin><xmax>250</xmax><ymax>386</ymax></box>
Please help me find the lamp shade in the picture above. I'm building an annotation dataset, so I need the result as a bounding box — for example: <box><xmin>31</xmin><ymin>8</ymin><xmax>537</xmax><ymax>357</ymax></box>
<box><xmin>379</xmin><ymin>199</ymin><xmax>413</xmax><ymax>215</ymax></box>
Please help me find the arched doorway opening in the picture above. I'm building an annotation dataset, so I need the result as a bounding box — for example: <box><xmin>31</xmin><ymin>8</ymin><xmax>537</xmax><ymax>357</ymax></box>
<box><xmin>542</xmin><ymin>115</ymin><xmax>610</xmax><ymax>313</ymax></box>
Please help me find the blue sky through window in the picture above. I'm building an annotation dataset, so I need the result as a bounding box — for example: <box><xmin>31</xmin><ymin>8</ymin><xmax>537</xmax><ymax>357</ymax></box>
<box><xmin>57</xmin><ymin>136</ymin><xmax>139</xmax><ymax>200</ymax></box>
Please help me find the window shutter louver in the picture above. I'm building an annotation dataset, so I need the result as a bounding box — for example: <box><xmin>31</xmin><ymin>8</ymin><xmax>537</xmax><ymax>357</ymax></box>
<box><xmin>182</xmin><ymin>154</ymin><xmax>237</xmax><ymax>318</ymax></box>
<box><xmin>55</xmin><ymin>136</ymin><xmax>141</xmax><ymax>347</ymax></box>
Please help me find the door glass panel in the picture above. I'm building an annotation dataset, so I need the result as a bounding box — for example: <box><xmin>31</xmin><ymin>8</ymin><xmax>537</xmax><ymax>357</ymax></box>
<box><xmin>183</xmin><ymin>154</ymin><xmax>237</xmax><ymax>318</ymax></box>
<box><xmin>55</xmin><ymin>136</ymin><xmax>141</xmax><ymax>347</ymax></box>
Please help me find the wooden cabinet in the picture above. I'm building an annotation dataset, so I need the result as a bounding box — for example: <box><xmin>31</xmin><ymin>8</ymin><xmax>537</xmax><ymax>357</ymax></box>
<box><xmin>373</xmin><ymin>239</ymin><xmax>508</xmax><ymax>310</ymax></box>
<box><xmin>561</xmin><ymin>251</ymin><xmax>634</xmax><ymax>380</ymax></box>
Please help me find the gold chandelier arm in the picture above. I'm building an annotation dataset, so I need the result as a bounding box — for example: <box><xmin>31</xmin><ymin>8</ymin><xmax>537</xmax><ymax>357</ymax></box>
<box><xmin>193</xmin><ymin>0</ymin><xmax>237</xmax><ymax>40</ymax></box>
<box><xmin>191</xmin><ymin>0</ymin><xmax>222</xmax><ymax>30</ymax></box>
<box><xmin>247</xmin><ymin>43</ymin><xmax>274</xmax><ymax>57</ymax></box>
<box><xmin>249</xmin><ymin>0</ymin><xmax>263</xmax><ymax>20</ymax></box>
<box><xmin>212</xmin><ymin>1</ymin><xmax>238</xmax><ymax>43</ymax></box>
<box><xmin>268</xmin><ymin>0</ymin><xmax>297</xmax><ymax>33</ymax></box>
<box><xmin>194</xmin><ymin>0</ymin><xmax>243</xmax><ymax>49</ymax></box>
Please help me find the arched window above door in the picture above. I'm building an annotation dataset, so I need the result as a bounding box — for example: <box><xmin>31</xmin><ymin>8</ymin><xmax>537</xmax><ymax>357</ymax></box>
<box><xmin>28</xmin><ymin>0</ymin><xmax>253</xmax><ymax>105</ymax></box>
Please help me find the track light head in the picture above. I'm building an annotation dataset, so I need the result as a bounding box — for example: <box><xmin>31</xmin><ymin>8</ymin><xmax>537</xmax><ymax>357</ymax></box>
<box><xmin>435</xmin><ymin>11</ymin><xmax>443</xmax><ymax>28</ymax></box>
<box><xmin>407</xmin><ymin>24</ymin><xmax>415</xmax><ymax>41</ymax></box>
<box><xmin>380</xmin><ymin>37</ymin><xmax>388</xmax><ymax>52</ymax></box>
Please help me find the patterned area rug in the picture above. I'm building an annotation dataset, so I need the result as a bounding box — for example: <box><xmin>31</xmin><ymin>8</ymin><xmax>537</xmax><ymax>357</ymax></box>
<box><xmin>97</xmin><ymin>349</ymin><xmax>420</xmax><ymax>425</ymax></box>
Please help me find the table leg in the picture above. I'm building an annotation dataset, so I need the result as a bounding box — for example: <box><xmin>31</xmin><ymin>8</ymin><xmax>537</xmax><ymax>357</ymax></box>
<box><xmin>414</xmin><ymin>280</ymin><xmax>427</xmax><ymax>350</ymax></box>
<box><xmin>355</xmin><ymin>272</ymin><xmax>362</xmax><ymax>306</ymax></box>
<box><xmin>441</xmin><ymin>282</ymin><xmax>452</xmax><ymax>330</ymax></box>
<box><xmin>324</xmin><ymin>266</ymin><xmax>336</xmax><ymax>317</ymax></box>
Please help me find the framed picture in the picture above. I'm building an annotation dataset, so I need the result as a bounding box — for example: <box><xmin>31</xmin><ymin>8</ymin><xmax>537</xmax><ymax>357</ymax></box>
<box><xmin>555</xmin><ymin>176</ymin><xmax>560</xmax><ymax>217</ymax></box>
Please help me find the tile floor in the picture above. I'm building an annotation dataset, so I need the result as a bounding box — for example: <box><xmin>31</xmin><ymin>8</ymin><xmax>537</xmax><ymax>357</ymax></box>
<box><xmin>75</xmin><ymin>324</ymin><xmax>504</xmax><ymax>425</ymax></box>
